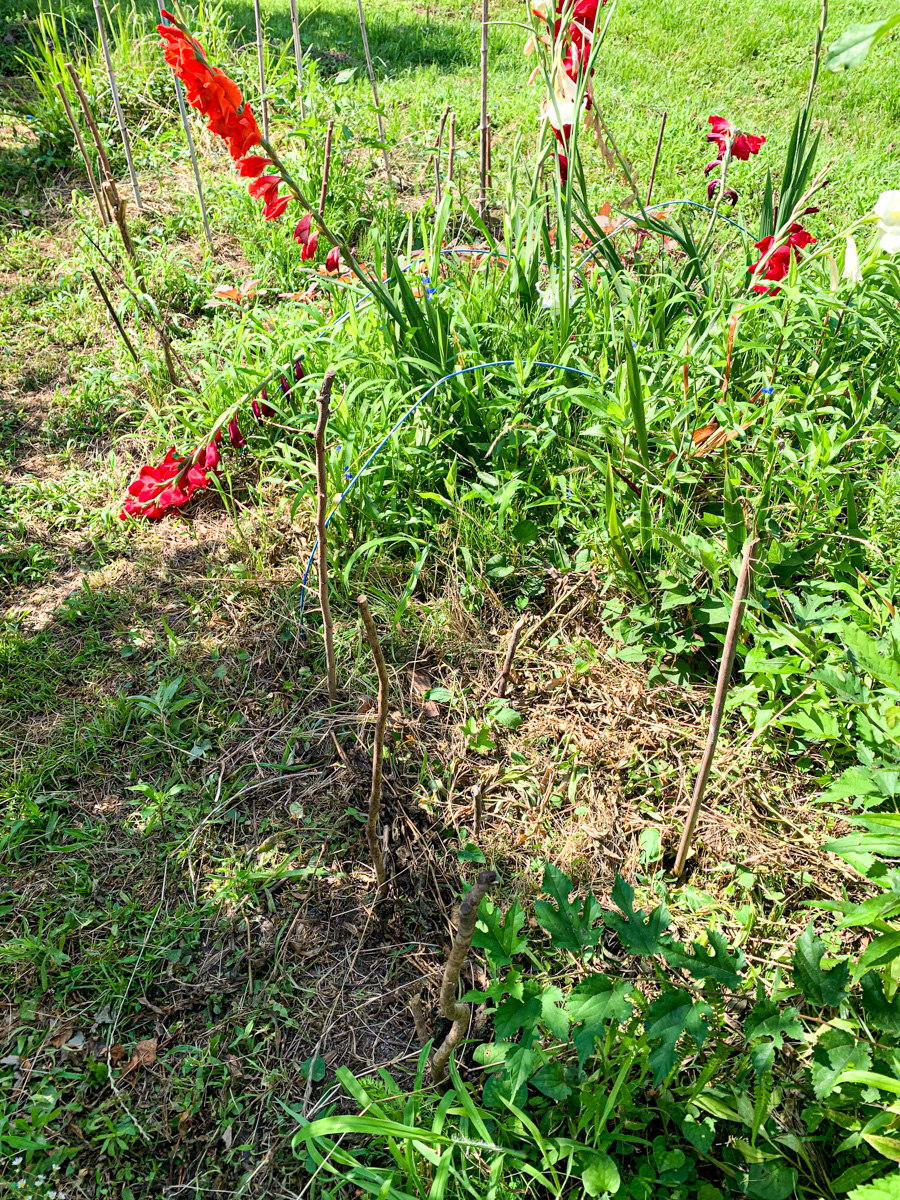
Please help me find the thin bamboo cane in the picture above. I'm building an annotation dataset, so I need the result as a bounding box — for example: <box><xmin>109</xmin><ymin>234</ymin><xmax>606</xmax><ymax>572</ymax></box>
<box><xmin>288</xmin><ymin>0</ymin><xmax>307</xmax><ymax>121</ymax></box>
<box><xmin>356</xmin><ymin>0</ymin><xmax>392</xmax><ymax>185</ymax></box>
<box><xmin>66</xmin><ymin>61</ymin><xmax>116</xmax><ymax>203</ymax></box>
<box><xmin>92</xmin><ymin>0</ymin><xmax>143</xmax><ymax>210</ymax></box>
<box><xmin>55</xmin><ymin>81</ymin><xmax>109</xmax><ymax>226</ymax></box>
<box><xmin>314</xmin><ymin>370</ymin><xmax>338</xmax><ymax>703</ymax></box>
<box><xmin>433</xmin><ymin>105</ymin><xmax>450</xmax><ymax>205</ymax></box>
<box><xmin>478</xmin><ymin>0</ymin><xmax>489</xmax><ymax>218</ymax></box>
<box><xmin>448</xmin><ymin>112</ymin><xmax>456</xmax><ymax>183</ymax></box>
<box><xmin>156</xmin><ymin>1</ymin><xmax>212</xmax><ymax>248</ymax></box>
<box><xmin>90</xmin><ymin>268</ymin><xmax>138</xmax><ymax>362</ymax></box>
<box><xmin>319</xmin><ymin>120</ymin><xmax>335</xmax><ymax>215</ymax></box>
<box><xmin>253</xmin><ymin>0</ymin><xmax>269</xmax><ymax>142</ymax></box>
<box><xmin>357</xmin><ymin>595</ymin><xmax>389</xmax><ymax>898</ymax></box>
<box><xmin>674</xmin><ymin>537</ymin><xmax>760</xmax><ymax>876</ymax></box>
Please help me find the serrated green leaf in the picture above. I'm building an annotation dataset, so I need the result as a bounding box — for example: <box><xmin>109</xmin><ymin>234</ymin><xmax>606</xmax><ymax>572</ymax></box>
<box><xmin>473</xmin><ymin>899</ymin><xmax>528</xmax><ymax>968</ymax></box>
<box><xmin>567</xmin><ymin>974</ymin><xmax>635</xmax><ymax>1066</ymax></box>
<box><xmin>792</xmin><ymin>924</ymin><xmax>850</xmax><ymax>1007</ymax></box>
<box><xmin>848</xmin><ymin>1170</ymin><xmax>900</xmax><ymax>1198</ymax></box>
<box><xmin>604</xmin><ymin>873</ymin><xmax>671</xmax><ymax>956</ymax></box>
<box><xmin>541</xmin><ymin>985</ymin><xmax>570</xmax><ymax>1040</ymax></box>
<box><xmin>861</xmin><ymin>973</ymin><xmax>900</xmax><ymax>1034</ymax></box>
<box><xmin>534</xmin><ymin>863</ymin><xmax>603</xmax><ymax>953</ymax></box>
<box><xmin>743</xmin><ymin>998</ymin><xmax>803</xmax><ymax>1077</ymax></box>
<box><xmin>530</xmin><ymin>1062</ymin><xmax>571</xmax><ymax>1101</ymax></box>
<box><xmin>662</xmin><ymin>929</ymin><xmax>746</xmax><ymax>989</ymax></box>
<box><xmin>811</xmin><ymin>1029</ymin><xmax>871</xmax><ymax>1101</ymax></box>
<box><xmin>494</xmin><ymin>994</ymin><xmax>542</xmax><ymax>1042</ymax></box>
<box><xmin>645</xmin><ymin>989</ymin><xmax>712</xmax><ymax>1085</ymax></box>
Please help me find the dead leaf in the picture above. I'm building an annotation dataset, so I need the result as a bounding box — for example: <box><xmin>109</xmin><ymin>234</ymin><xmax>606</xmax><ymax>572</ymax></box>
<box><xmin>357</xmin><ymin>697</ymin><xmax>375</xmax><ymax>715</ymax></box>
<box><xmin>222</xmin><ymin>1124</ymin><xmax>233</xmax><ymax>1149</ymax></box>
<box><xmin>123</xmin><ymin>1037</ymin><xmax>157</xmax><ymax>1074</ymax></box>
<box><xmin>50</xmin><ymin>1021</ymin><xmax>75</xmax><ymax>1049</ymax></box>
<box><xmin>177</xmin><ymin>1109</ymin><xmax>192</xmax><ymax>1136</ymax></box>
<box><xmin>409</xmin><ymin>670</ymin><xmax>441</xmax><ymax>718</ymax></box>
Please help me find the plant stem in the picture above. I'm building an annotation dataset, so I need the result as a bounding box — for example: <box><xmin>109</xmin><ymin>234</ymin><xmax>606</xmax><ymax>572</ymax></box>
<box><xmin>319</xmin><ymin>120</ymin><xmax>334</xmax><ymax>215</ymax></box>
<box><xmin>496</xmin><ymin>614</ymin><xmax>528</xmax><ymax>698</ymax></box>
<box><xmin>55</xmin><ymin>81</ymin><xmax>109</xmax><ymax>226</ymax></box>
<box><xmin>431</xmin><ymin>870</ymin><xmax>499</xmax><ymax>1085</ymax></box>
<box><xmin>433</xmin><ymin>105</ymin><xmax>450</xmax><ymax>205</ymax></box>
<box><xmin>357</xmin><ymin>595</ymin><xmax>388</xmax><ymax>898</ymax></box>
<box><xmin>646</xmin><ymin>111</ymin><xmax>667</xmax><ymax>206</ymax></box>
<box><xmin>90</xmin><ymin>268</ymin><xmax>139</xmax><ymax>363</ymax></box>
<box><xmin>674</xmin><ymin>537</ymin><xmax>759</xmax><ymax>876</ymax></box>
<box><xmin>315</xmin><ymin>370</ymin><xmax>338</xmax><ymax>703</ymax></box>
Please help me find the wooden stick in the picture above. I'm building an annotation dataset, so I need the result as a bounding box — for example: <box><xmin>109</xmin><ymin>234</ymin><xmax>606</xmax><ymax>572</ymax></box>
<box><xmin>315</xmin><ymin>370</ymin><xmax>338</xmax><ymax>703</ymax></box>
<box><xmin>157</xmin><ymin>1</ymin><xmax>212</xmax><ymax>248</ymax></box>
<box><xmin>92</xmin><ymin>0</ymin><xmax>143</xmax><ymax>211</ymax></box>
<box><xmin>66</xmin><ymin>61</ymin><xmax>116</xmax><ymax>205</ymax></box>
<box><xmin>356</xmin><ymin>0</ymin><xmax>392</xmax><ymax>185</ymax></box>
<box><xmin>673</xmin><ymin>537</ymin><xmax>759</xmax><ymax>876</ymax></box>
<box><xmin>486</xmin><ymin>114</ymin><xmax>492</xmax><ymax>193</ymax></box>
<box><xmin>448</xmin><ymin>112</ymin><xmax>456</xmax><ymax>183</ymax></box>
<box><xmin>288</xmin><ymin>0</ymin><xmax>307</xmax><ymax>120</ymax></box>
<box><xmin>357</xmin><ymin>595</ymin><xmax>389</xmax><ymax>898</ymax></box>
<box><xmin>56</xmin><ymin>81</ymin><xmax>109</xmax><ymax>225</ymax></box>
<box><xmin>433</xmin><ymin>105</ymin><xmax>450</xmax><ymax>205</ymax></box>
<box><xmin>90</xmin><ymin>268</ymin><xmax>138</xmax><ymax>363</ymax></box>
<box><xmin>646</xmin><ymin>111</ymin><xmax>667</xmax><ymax>206</ymax></box>
<box><xmin>478</xmin><ymin>0</ymin><xmax>489</xmax><ymax>218</ymax></box>
<box><xmin>431</xmin><ymin>870</ymin><xmax>499</xmax><ymax>1085</ymax></box>
<box><xmin>319</xmin><ymin>120</ymin><xmax>335</xmax><ymax>215</ymax></box>
<box><xmin>496</xmin><ymin>614</ymin><xmax>527</xmax><ymax>698</ymax></box>
<box><xmin>253</xmin><ymin>0</ymin><xmax>269</xmax><ymax>142</ymax></box>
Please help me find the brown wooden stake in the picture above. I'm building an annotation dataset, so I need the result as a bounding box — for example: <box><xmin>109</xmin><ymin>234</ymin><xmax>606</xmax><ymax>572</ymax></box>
<box><xmin>478</xmin><ymin>0</ymin><xmax>489</xmax><ymax>218</ymax></box>
<box><xmin>319</xmin><ymin>120</ymin><xmax>335</xmax><ymax>216</ymax></box>
<box><xmin>646</xmin><ymin>111</ymin><xmax>667</xmax><ymax>207</ymax></box>
<box><xmin>448</xmin><ymin>112</ymin><xmax>456</xmax><ymax>183</ymax></box>
<box><xmin>56</xmin><ymin>82</ymin><xmax>109</xmax><ymax>226</ymax></box>
<box><xmin>66</xmin><ymin>62</ymin><xmax>117</xmax><ymax>202</ymax></box>
<box><xmin>288</xmin><ymin>0</ymin><xmax>306</xmax><ymax>120</ymax></box>
<box><xmin>431</xmin><ymin>870</ymin><xmax>499</xmax><ymax>1085</ymax></box>
<box><xmin>674</xmin><ymin>537</ymin><xmax>760</xmax><ymax>876</ymax></box>
<box><xmin>93</xmin><ymin>0</ymin><xmax>143</xmax><ymax>211</ymax></box>
<box><xmin>356</xmin><ymin>0</ymin><xmax>392</xmax><ymax>185</ymax></box>
<box><xmin>90</xmin><ymin>268</ymin><xmax>138</xmax><ymax>363</ymax></box>
<box><xmin>357</xmin><ymin>594</ymin><xmax>389</xmax><ymax>898</ymax></box>
<box><xmin>314</xmin><ymin>369</ymin><xmax>338</xmax><ymax>703</ymax></box>
<box><xmin>496</xmin><ymin>614</ymin><xmax>528</xmax><ymax>698</ymax></box>
<box><xmin>433</xmin><ymin>105</ymin><xmax>450</xmax><ymax>205</ymax></box>
<box><xmin>486</xmin><ymin>114</ymin><xmax>492</xmax><ymax>193</ymax></box>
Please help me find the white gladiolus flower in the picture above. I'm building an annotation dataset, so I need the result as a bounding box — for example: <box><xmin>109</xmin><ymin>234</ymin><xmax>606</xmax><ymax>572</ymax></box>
<box><xmin>842</xmin><ymin>235</ymin><xmax>863</xmax><ymax>283</ymax></box>
<box><xmin>874</xmin><ymin>191</ymin><xmax>900</xmax><ymax>253</ymax></box>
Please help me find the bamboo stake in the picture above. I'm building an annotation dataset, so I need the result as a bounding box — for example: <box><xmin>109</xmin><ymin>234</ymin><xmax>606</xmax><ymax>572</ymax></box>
<box><xmin>288</xmin><ymin>0</ymin><xmax>307</xmax><ymax>120</ymax></box>
<box><xmin>319</xmin><ymin>120</ymin><xmax>335</xmax><ymax>215</ymax></box>
<box><xmin>66</xmin><ymin>61</ymin><xmax>116</xmax><ymax>203</ymax></box>
<box><xmin>157</xmin><ymin>1</ymin><xmax>212</xmax><ymax>249</ymax></box>
<box><xmin>314</xmin><ymin>370</ymin><xmax>338</xmax><ymax>703</ymax></box>
<box><xmin>478</xmin><ymin>0</ymin><xmax>489</xmax><ymax>218</ymax></box>
<box><xmin>433</xmin><ymin>105</ymin><xmax>450</xmax><ymax>205</ymax></box>
<box><xmin>431</xmin><ymin>870</ymin><xmax>499</xmax><ymax>1085</ymax></box>
<box><xmin>92</xmin><ymin>0</ymin><xmax>143</xmax><ymax>211</ymax></box>
<box><xmin>253</xmin><ymin>0</ymin><xmax>269</xmax><ymax>142</ymax></box>
<box><xmin>90</xmin><ymin>268</ymin><xmax>139</xmax><ymax>363</ymax></box>
<box><xmin>486</xmin><ymin>114</ymin><xmax>492</xmax><ymax>193</ymax></box>
<box><xmin>357</xmin><ymin>595</ymin><xmax>389</xmax><ymax>898</ymax></box>
<box><xmin>646</xmin><ymin>110</ymin><xmax>667</xmax><ymax>206</ymax></box>
<box><xmin>448</xmin><ymin>111</ymin><xmax>456</xmax><ymax>184</ymax></box>
<box><xmin>56</xmin><ymin>81</ymin><xmax>109</xmax><ymax>225</ymax></box>
<box><xmin>356</xmin><ymin>0</ymin><xmax>392</xmax><ymax>185</ymax></box>
<box><xmin>496</xmin><ymin>614</ymin><xmax>528</xmax><ymax>698</ymax></box>
<box><xmin>674</xmin><ymin>537</ymin><xmax>760</xmax><ymax>876</ymax></box>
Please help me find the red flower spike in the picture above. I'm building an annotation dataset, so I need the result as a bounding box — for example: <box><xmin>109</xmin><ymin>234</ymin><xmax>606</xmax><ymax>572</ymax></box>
<box><xmin>707</xmin><ymin>114</ymin><xmax>765</xmax><ymax>162</ymax></box>
<box><xmin>751</xmin><ymin>223</ymin><xmax>816</xmax><ymax>294</ymax></box>
<box><xmin>294</xmin><ymin>358</ymin><xmax>305</xmax><ymax>382</ymax></box>
<box><xmin>301</xmin><ymin>231</ymin><xmax>319</xmax><ymax>261</ymax></box>
<box><xmin>293</xmin><ymin>214</ymin><xmax>313</xmax><ymax>245</ymax></box>
<box><xmin>325</xmin><ymin>246</ymin><xmax>340</xmax><ymax>273</ymax></box>
<box><xmin>119</xmin><ymin>438</ymin><xmax>221</xmax><ymax>521</ymax></box>
<box><xmin>238</xmin><ymin>155</ymin><xmax>272</xmax><ymax>178</ymax></box>
<box><xmin>227</xmin><ymin>416</ymin><xmax>246</xmax><ymax>449</ymax></box>
<box><xmin>263</xmin><ymin>194</ymin><xmax>291</xmax><ymax>221</ymax></box>
<box><xmin>557</xmin><ymin>152</ymin><xmax>569</xmax><ymax>185</ymax></box>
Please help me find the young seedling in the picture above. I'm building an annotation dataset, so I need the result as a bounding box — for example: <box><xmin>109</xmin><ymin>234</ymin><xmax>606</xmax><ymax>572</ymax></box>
<box><xmin>357</xmin><ymin>594</ymin><xmax>388</xmax><ymax>897</ymax></box>
<box><xmin>315</xmin><ymin>370</ymin><xmax>338</xmax><ymax>702</ymax></box>
<box><xmin>431</xmin><ymin>870</ymin><xmax>499</xmax><ymax>1085</ymax></box>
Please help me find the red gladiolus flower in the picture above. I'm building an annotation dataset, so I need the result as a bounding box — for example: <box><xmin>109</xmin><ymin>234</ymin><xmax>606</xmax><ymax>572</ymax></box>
<box><xmin>302</xmin><ymin>231</ymin><xmax>319</xmax><ymax>261</ymax></box>
<box><xmin>293</xmin><ymin>214</ymin><xmax>313</xmax><ymax>245</ymax></box>
<box><xmin>227</xmin><ymin>416</ymin><xmax>246</xmax><ymax>449</ymax></box>
<box><xmin>251</xmin><ymin>389</ymin><xmax>275</xmax><ymax>423</ymax></box>
<box><xmin>294</xmin><ymin>358</ymin><xmax>305</xmax><ymax>382</ymax></box>
<box><xmin>325</xmin><ymin>246</ymin><xmax>341</xmax><ymax>273</ymax></box>
<box><xmin>119</xmin><ymin>435</ymin><xmax>221</xmax><ymax>521</ymax></box>
<box><xmin>157</xmin><ymin>13</ymin><xmax>293</xmax><ymax>221</ymax></box>
<box><xmin>751</xmin><ymin>223</ymin><xmax>816</xmax><ymax>294</ymax></box>
<box><xmin>557</xmin><ymin>152</ymin><xmax>569</xmax><ymax>184</ymax></box>
<box><xmin>707</xmin><ymin>115</ymin><xmax>765</xmax><ymax>162</ymax></box>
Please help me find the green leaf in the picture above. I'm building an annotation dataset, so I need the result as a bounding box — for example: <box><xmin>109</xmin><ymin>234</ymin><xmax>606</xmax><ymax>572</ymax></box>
<box><xmin>423</xmin><ymin>686</ymin><xmax>453</xmax><ymax>704</ymax></box>
<box><xmin>825</xmin><ymin>15</ymin><xmax>900</xmax><ymax>72</ymax></box>
<box><xmin>567</xmin><ymin>974</ymin><xmax>635</xmax><ymax>1066</ymax></box>
<box><xmin>493</xmin><ymin>706</ymin><xmax>523</xmax><ymax>730</ymax></box>
<box><xmin>848</xmin><ymin>1171</ymin><xmax>900</xmax><ymax>1198</ymax></box>
<box><xmin>582</xmin><ymin>1152</ymin><xmax>621</xmax><ymax>1197</ymax></box>
<box><xmin>792</xmin><ymin>924</ymin><xmax>850</xmax><ymax>1007</ymax></box>
<box><xmin>300</xmin><ymin>1054</ymin><xmax>326</xmax><ymax>1082</ymax></box>
<box><xmin>662</xmin><ymin>929</ymin><xmax>746</xmax><ymax>989</ymax></box>
<box><xmin>810</xmin><ymin>1028</ymin><xmax>871</xmax><ymax>1100</ymax></box>
<box><xmin>494</xmin><ymin>994</ymin><xmax>542</xmax><ymax>1041</ymax></box>
<box><xmin>645</xmin><ymin>989</ymin><xmax>712</xmax><ymax>1085</ymax></box>
<box><xmin>861</xmin><ymin>972</ymin><xmax>900</xmax><ymax>1034</ymax></box>
<box><xmin>511</xmin><ymin>519</ymin><xmax>540</xmax><ymax>545</ymax></box>
<box><xmin>541</xmin><ymin>984</ymin><xmax>570</xmax><ymax>1040</ymax></box>
<box><xmin>332</xmin><ymin>66</ymin><xmax>357</xmax><ymax>84</ymax></box>
<box><xmin>843</xmin><ymin>625</ymin><xmax>900</xmax><ymax>692</ymax></box>
<box><xmin>830</xmin><ymin>1162</ymin><xmax>886</xmax><ymax>1193</ymax></box>
<box><xmin>604</xmin><ymin>873</ymin><xmax>671</xmax><ymax>956</ymax></box>
<box><xmin>681</xmin><ymin>1114</ymin><xmax>715</xmax><ymax>1155</ymax></box>
<box><xmin>533</xmin><ymin>863</ymin><xmax>603</xmax><ymax>953</ymax></box>
<box><xmin>530</xmin><ymin>1062</ymin><xmax>571</xmax><ymax>1101</ymax></box>
<box><xmin>473</xmin><ymin>899</ymin><xmax>528</xmax><ymax>968</ymax></box>
<box><xmin>743</xmin><ymin>998</ymin><xmax>803</xmax><ymax>1077</ymax></box>
<box><xmin>743</xmin><ymin>1162</ymin><xmax>799</xmax><ymax>1200</ymax></box>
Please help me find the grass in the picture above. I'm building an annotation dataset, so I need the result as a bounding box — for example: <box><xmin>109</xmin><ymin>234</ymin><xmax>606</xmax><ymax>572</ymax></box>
<box><xmin>2</xmin><ymin>0</ymin><xmax>900</xmax><ymax>1194</ymax></box>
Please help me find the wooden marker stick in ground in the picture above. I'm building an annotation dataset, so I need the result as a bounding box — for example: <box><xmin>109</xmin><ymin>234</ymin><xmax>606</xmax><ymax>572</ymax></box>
<box><xmin>55</xmin><ymin>82</ymin><xmax>109</xmax><ymax>225</ymax></box>
<box><xmin>357</xmin><ymin>596</ymin><xmax>389</xmax><ymax>898</ymax></box>
<box><xmin>357</xmin><ymin>0</ymin><xmax>392</xmax><ymax>185</ymax></box>
<box><xmin>253</xmin><ymin>0</ymin><xmax>269</xmax><ymax>142</ymax></box>
<box><xmin>314</xmin><ymin>370</ymin><xmax>338</xmax><ymax>702</ymax></box>
<box><xmin>288</xmin><ymin>0</ymin><xmax>307</xmax><ymax>120</ymax></box>
<box><xmin>479</xmin><ymin>0</ymin><xmax>489</xmax><ymax>218</ymax></box>
<box><xmin>92</xmin><ymin>0</ymin><xmax>143</xmax><ymax>211</ymax></box>
<box><xmin>674</xmin><ymin>537</ymin><xmax>759</xmax><ymax>876</ymax></box>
